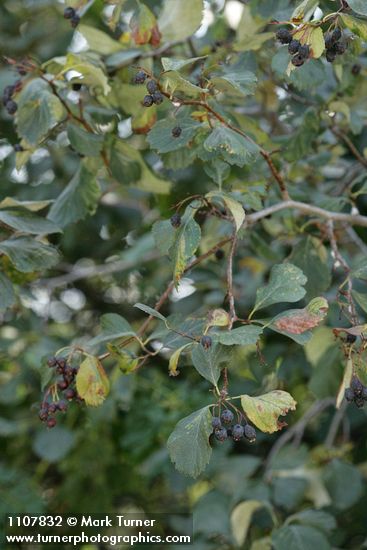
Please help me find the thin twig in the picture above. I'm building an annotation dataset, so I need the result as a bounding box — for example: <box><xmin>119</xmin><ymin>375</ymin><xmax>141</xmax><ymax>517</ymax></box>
<box><xmin>331</xmin><ymin>127</ymin><xmax>367</xmax><ymax>169</ymax></box>
<box><xmin>226</xmin><ymin>231</ymin><xmax>238</xmax><ymax>328</ymax></box>
<box><xmin>325</xmin><ymin>400</ymin><xmax>348</xmax><ymax>448</ymax></box>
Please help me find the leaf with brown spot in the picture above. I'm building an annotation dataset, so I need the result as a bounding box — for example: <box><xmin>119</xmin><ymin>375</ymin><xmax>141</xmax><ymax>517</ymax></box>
<box><xmin>130</xmin><ymin>4</ymin><xmax>161</xmax><ymax>46</ymax></box>
<box><xmin>241</xmin><ymin>390</ymin><xmax>297</xmax><ymax>433</ymax></box>
<box><xmin>270</xmin><ymin>297</ymin><xmax>328</xmax><ymax>335</ymax></box>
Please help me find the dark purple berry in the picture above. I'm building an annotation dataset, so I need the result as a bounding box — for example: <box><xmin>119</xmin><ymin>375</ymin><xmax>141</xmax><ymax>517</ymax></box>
<box><xmin>276</xmin><ymin>28</ymin><xmax>292</xmax><ymax>44</ymax></box>
<box><xmin>351</xmin><ymin>64</ymin><xmax>361</xmax><ymax>76</ymax></box>
<box><xmin>232</xmin><ymin>424</ymin><xmax>244</xmax><ymax>441</ymax></box>
<box><xmin>244</xmin><ymin>424</ymin><xmax>256</xmax><ymax>442</ymax></box>
<box><xmin>221</xmin><ymin>409</ymin><xmax>234</xmax><ymax>424</ymax></box>
<box><xmin>291</xmin><ymin>54</ymin><xmax>305</xmax><ymax>67</ymax></box>
<box><xmin>64</xmin><ymin>6</ymin><xmax>75</xmax><ymax>19</ymax></box>
<box><xmin>324</xmin><ymin>33</ymin><xmax>334</xmax><ymax>50</ymax></box>
<box><xmin>57</xmin><ymin>380</ymin><xmax>69</xmax><ymax>391</ymax></box>
<box><xmin>72</xmin><ymin>83</ymin><xmax>82</xmax><ymax>91</ymax></box>
<box><xmin>143</xmin><ymin>94</ymin><xmax>154</xmax><ymax>107</ymax></box>
<box><xmin>170</xmin><ymin>213</ymin><xmax>181</xmax><ymax>228</ymax></box>
<box><xmin>16</xmin><ymin>66</ymin><xmax>27</xmax><ymax>76</ymax></box>
<box><xmin>172</xmin><ymin>126</ymin><xmax>182</xmax><ymax>138</ymax></box>
<box><xmin>47</xmin><ymin>417</ymin><xmax>57</xmax><ymax>428</ymax></box>
<box><xmin>48</xmin><ymin>403</ymin><xmax>57</xmax><ymax>414</ymax></box>
<box><xmin>331</xmin><ymin>28</ymin><xmax>342</xmax><ymax>42</ymax></box>
<box><xmin>134</xmin><ymin>71</ymin><xmax>147</xmax><ymax>84</ymax></box>
<box><xmin>355</xmin><ymin>397</ymin><xmax>365</xmax><ymax>409</ymax></box>
<box><xmin>152</xmin><ymin>91</ymin><xmax>163</xmax><ymax>105</ymax></box>
<box><xmin>298</xmin><ymin>44</ymin><xmax>310</xmax><ymax>59</ymax></box>
<box><xmin>335</xmin><ymin>41</ymin><xmax>347</xmax><ymax>55</ymax></box>
<box><xmin>146</xmin><ymin>80</ymin><xmax>158</xmax><ymax>94</ymax></box>
<box><xmin>57</xmin><ymin>400</ymin><xmax>68</xmax><ymax>412</ymax></box>
<box><xmin>39</xmin><ymin>408</ymin><xmax>48</xmax><ymax>422</ymax></box>
<box><xmin>351</xmin><ymin>376</ymin><xmax>363</xmax><ymax>396</ymax></box>
<box><xmin>14</xmin><ymin>144</ymin><xmax>23</xmax><ymax>152</ymax></box>
<box><xmin>326</xmin><ymin>49</ymin><xmax>337</xmax><ymax>63</ymax></box>
<box><xmin>65</xmin><ymin>388</ymin><xmax>76</xmax><ymax>401</ymax></box>
<box><xmin>215</xmin><ymin>249</ymin><xmax>224</xmax><ymax>260</ymax></box>
<box><xmin>288</xmin><ymin>40</ymin><xmax>300</xmax><ymax>54</ymax></box>
<box><xmin>344</xmin><ymin>387</ymin><xmax>355</xmax><ymax>402</ymax></box>
<box><xmin>362</xmin><ymin>386</ymin><xmax>367</xmax><ymax>400</ymax></box>
<box><xmin>214</xmin><ymin>427</ymin><xmax>228</xmax><ymax>442</ymax></box>
<box><xmin>6</xmin><ymin>100</ymin><xmax>18</xmax><ymax>115</ymax></box>
<box><xmin>57</xmin><ymin>358</ymin><xmax>67</xmax><ymax>369</ymax></box>
<box><xmin>47</xmin><ymin>357</ymin><xmax>57</xmax><ymax>368</ymax></box>
<box><xmin>3</xmin><ymin>85</ymin><xmax>15</xmax><ymax>104</ymax></box>
<box><xmin>211</xmin><ymin>416</ymin><xmax>222</xmax><ymax>430</ymax></box>
<box><xmin>201</xmin><ymin>335</ymin><xmax>212</xmax><ymax>350</ymax></box>
<box><xmin>346</xmin><ymin>333</ymin><xmax>357</xmax><ymax>344</ymax></box>
<box><xmin>70</xmin><ymin>14</ymin><xmax>80</xmax><ymax>28</ymax></box>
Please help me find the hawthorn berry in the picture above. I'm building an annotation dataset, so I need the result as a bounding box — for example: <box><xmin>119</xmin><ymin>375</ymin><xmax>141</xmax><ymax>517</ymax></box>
<box><xmin>47</xmin><ymin>417</ymin><xmax>57</xmax><ymax>428</ymax></box>
<box><xmin>134</xmin><ymin>71</ymin><xmax>147</xmax><ymax>84</ymax></box>
<box><xmin>221</xmin><ymin>409</ymin><xmax>234</xmax><ymax>424</ymax></box>
<box><xmin>146</xmin><ymin>80</ymin><xmax>158</xmax><ymax>94</ymax></box>
<box><xmin>48</xmin><ymin>403</ymin><xmax>57</xmax><ymax>414</ymax></box>
<box><xmin>57</xmin><ymin>400</ymin><xmax>68</xmax><ymax>412</ymax></box>
<box><xmin>335</xmin><ymin>41</ymin><xmax>347</xmax><ymax>55</ymax></box>
<box><xmin>324</xmin><ymin>33</ymin><xmax>334</xmax><ymax>50</ymax></box>
<box><xmin>171</xmin><ymin>126</ymin><xmax>182</xmax><ymax>138</ymax></box>
<box><xmin>232</xmin><ymin>424</ymin><xmax>244</xmax><ymax>441</ymax></box>
<box><xmin>143</xmin><ymin>95</ymin><xmax>154</xmax><ymax>107</ymax></box>
<box><xmin>57</xmin><ymin>380</ymin><xmax>69</xmax><ymax>391</ymax></box>
<box><xmin>14</xmin><ymin>144</ymin><xmax>23</xmax><ymax>152</ymax></box>
<box><xmin>201</xmin><ymin>335</ymin><xmax>212</xmax><ymax>350</ymax></box>
<box><xmin>214</xmin><ymin>427</ymin><xmax>228</xmax><ymax>442</ymax></box>
<box><xmin>355</xmin><ymin>397</ymin><xmax>365</xmax><ymax>409</ymax></box>
<box><xmin>70</xmin><ymin>14</ymin><xmax>80</xmax><ymax>28</ymax></box>
<box><xmin>39</xmin><ymin>408</ymin><xmax>48</xmax><ymax>421</ymax></box>
<box><xmin>276</xmin><ymin>28</ymin><xmax>292</xmax><ymax>44</ymax></box>
<box><xmin>65</xmin><ymin>388</ymin><xmax>76</xmax><ymax>401</ymax></box>
<box><xmin>47</xmin><ymin>357</ymin><xmax>57</xmax><ymax>367</ymax></box>
<box><xmin>72</xmin><ymin>83</ymin><xmax>82</xmax><ymax>91</ymax></box>
<box><xmin>211</xmin><ymin>416</ymin><xmax>222</xmax><ymax>429</ymax></box>
<box><xmin>16</xmin><ymin>65</ymin><xmax>27</xmax><ymax>76</ymax></box>
<box><xmin>6</xmin><ymin>100</ymin><xmax>17</xmax><ymax>115</ymax></box>
<box><xmin>346</xmin><ymin>333</ymin><xmax>357</xmax><ymax>344</ymax></box>
<box><xmin>351</xmin><ymin>376</ymin><xmax>363</xmax><ymax>396</ymax></box>
<box><xmin>152</xmin><ymin>91</ymin><xmax>163</xmax><ymax>105</ymax></box>
<box><xmin>291</xmin><ymin>54</ymin><xmax>305</xmax><ymax>67</ymax></box>
<box><xmin>331</xmin><ymin>27</ymin><xmax>342</xmax><ymax>42</ymax></box>
<box><xmin>64</xmin><ymin>6</ymin><xmax>75</xmax><ymax>19</ymax></box>
<box><xmin>326</xmin><ymin>50</ymin><xmax>337</xmax><ymax>63</ymax></box>
<box><xmin>351</xmin><ymin>64</ymin><xmax>361</xmax><ymax>76</ymax></box>
<box><xmin>215</xmin><ymin>249</ymin><xmax>224</xmax><ymax>260</ymax></box>
<box><xmin>170</xmin><ymin>213</ymin><xmax>181</xmax><ymax>228</ymax></box>
<box><xmin>3</xmin><ymin>85</ymin><xmax>15</xmax><ymax>105</ymax></box>
<box><xmin>288</xmin><ymin>40</ymin><xmax>300</xmax><ymax>55</ymax></box>
<box><xmin>298</xmin><ymin>45</ymin><xmax>310</xmax><ymax>59</ymax></box>
<box><xmin>344</xmin><ymin>387</ymin><xmax>354</xmax><ymax>402</ymax></box>
<box><xmin>244</xmin><ymin>424</ymin><xmax>256</xmax><ymax>442</ymax></box>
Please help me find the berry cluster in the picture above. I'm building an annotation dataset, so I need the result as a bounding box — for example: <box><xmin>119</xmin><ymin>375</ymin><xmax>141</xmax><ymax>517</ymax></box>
<box><xmin>38</xmin><ymin>357</ymin><xmax>81</xmax><ymax>428</ymax></box>
<box><xmin>2</xmin><ymin>84</ymin><xmax>18</xmax><ymax>116</ymax></box>
<box><xmin>133</xmin><ymin>71</ymin><xmax>164</xmax><ymax>107</ymax></box>
<box><xmin>324</xmin><ymin>28</ymin><xmax>347</xmax><ymax>62</ymax></box>
<box><xmin>63</xmin><ymin>6</ymin><xmax>80</xmax><ymax>28</ymax></box>
<box><xmin>212</xmin><ymin>408</ymin><xmax>256</xmax><ymax>443</ymax></box>
<box><xmin>275</xmin><ymin>29</ymin><xmax>310</xmax><ymax>67</ymax></box>
<box><xmin>344</xmin><ymin>375</ymin><xmax>367</xmax><ymax>408</ymax></box>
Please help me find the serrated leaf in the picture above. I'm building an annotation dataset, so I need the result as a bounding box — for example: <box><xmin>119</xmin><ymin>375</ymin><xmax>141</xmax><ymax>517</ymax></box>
<box><xmin>352</xmin><ymin>290</ymin><xmax>367</xmax><ymax>314</ymax></box>
<box><xmin>161</xmin><ymin>56</ymin><xmax>207</xmax><ymax>72</ymax></box>
<box><xmin>251</xmin><ymin>264</ymin><xmax>307</xmax><ymax>316</ymax></box>
<box><xmin>152</xmin><ymin>220</ymin><xmax>175</xmax><ymax>255</ymax></box>
<box><xmin>48</xmin><ymin>163</ymin><xmax>100</xmax><ymax>227</ymax></box>
<box><xmin>0</xmin><ymin>238</ymin><xmax>59</xmax><ymax>272</ymax></box>
<box><xmin>287</xmin><ymin>509</ymin><xmax>336</xmax><ymax>534</ymax></box>
<box><xmin>323</xmin><ymin>459</ymin><xmax>363</xmax><ymax>510</ymax></box>
<box><xmin>159</xmin><ymin>0</ymin><xmax>204</xmax><ymax>42</ymax></box>
<box><xmin>167</xmin><ymin>405</ymin><xmax>212</xmax><ymax>478</ymax></box>
<box><xmin>347</xmin><ymin>0</ymin><xmax>367</xmax><ymax>16</ymax></box>
<box><xmin>77</xmin><ymin>24</ymin><xmax>124</xmax><ymax>54</ymax></box>
<box><xmin>161</xmin><ymin>71</ymin><xmax>208</xmax><ymax>97</ymax></box>
<box><xmin>134</xmin><ymin>303</ymin><xmax>167</xmax><ymax>322</ymax></box>
<box><xmin>17</xmin><ymin>78</ymin><xmax>66</xmax><ymax>146</ymax></box>
<box><xmin>169</xmin><ymin>343</ymin><xmax>191</xmax><ymax>376</ymax></box>
<box><xmin>191</xmin><ymin>343</ymin><xmax>228</xmax><ymax>386</ymax></box>
<box><xmin>291</xmin><ymin>0</ymin><xmax>319</xmax><ymax>22</ymax></box>
<box><xmin>147</xmin><ymin>117</ymin><xmax>201</xmax><ymax>153</ymax></box>
<box><xmin>169</xmin><ymin>206</ymin><xmax>201</xmax><ymax>285</ymax></box>
<box><xmin>270</xmin><ymin>297</ymin><xmax>328</xmax><ymax>335</ymax></box>
<box><xmin>207</xmin><ymin>192</ymin><xmax>245</xmax><ymax>232</ymax></box>
<box><xmin>204</xmin><ymin>126</ymin><xmax>259</xmax><ymax>167</ymax></box>
<box><xmin>342</xmin><ymin>13</ymin><xmax>367</xmax><ymax>40</ymax></box>
<box><xmin>289</xmin><ymin>236</ymin><xmax>331</xmax><ymax>298</ymax></box>
<box><xmin>0</xmin><ymin>273</ymin><xmax>16</xmax><ymax>312</ymax></box>
<box><xmin>212</xmin><ymin>325</ymin><xmax>263</xmax><ymax>346</ymax></box>
<box><xmin>76</xmin><ymin>355</ymin><xmax>110</xmax><ymax>407</ymax></box>
<box><xmin>88</xmin><ymin>313</ymin><xmax>136</xmax><ymax>348</ymax></box>
<box><xmin>241</xmin><ymin>390</ymin><xmax>297</xmax><ymax>433</ymax></box>
<box><xmin>67</xmin><ymin>123</ymin><xmax>104</xmax><ymax>157</ymax></box>
<box><xmin>231</xmin><ymin>501</ymin><xmax>264</xmax><ymax>547</ymax></box>
<box><xmin>272</xmin><ymin>525</ymin><xmax>330</xmax><ymax>550</ymax></box>
<box><xmin>211</xmin><ymin>70</ymin><xmax>257</xmax><ymax>97</ymax></box>
<box><xmin>0</xmin><ymin>208</ymin><xmax>61</xmax><ymax>235</ymax></box>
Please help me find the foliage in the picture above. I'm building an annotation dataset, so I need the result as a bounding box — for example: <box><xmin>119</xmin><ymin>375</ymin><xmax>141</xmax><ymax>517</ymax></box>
<box><xmin>1</xmin><ymin>0</ymin><xmax>367</xmax><ymax>548</ymax></box>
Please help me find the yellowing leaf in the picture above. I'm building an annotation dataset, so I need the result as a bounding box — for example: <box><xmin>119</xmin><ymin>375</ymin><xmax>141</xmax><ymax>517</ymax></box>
<box><xmin>271</xmin><ymin>297</ymin><xmax>328</xmax><ymax>334</ymax></box>
<box><xmin>76</xmin><ymin>356</ymin><xmax>110</xmax><ymax>406</ymax></box>
<box><xmin>336</xmin><ymin>357</ymin><xmax>353</xmax><ymax>409</ymax></box>
<box><xmin>130</xmin><ymin>3</ymin><xmax>161</xmax><ymax>46</ymax></box>
<box><xmin>293</xmin><ymin>26</ymin><xmax>325</xmax><ymax>58</ymax></box>
<box><xmin>169</xmin><ymin>344</ymin><xmax>191</xmax><ymax>376</ymax></box>
<box><xmin>231</xmin><ymin>500</ymin><xmax>264</xmax><ymax>547</ymax></box>
<box><xmin>241</xmin><ymin>390</ymin><xmax>297</xmax><ymax>433</ymax></box>
<box><xmin>207</xmin><ymin>308</ymin><xmax>230</xmax><ymax>328</ymax></box>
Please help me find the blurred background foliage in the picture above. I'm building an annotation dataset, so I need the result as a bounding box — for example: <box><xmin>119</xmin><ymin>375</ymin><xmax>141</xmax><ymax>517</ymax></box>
<box><xmin>1</xmin><ymin>0</ymin><xmax>367</xmax><ymax>549</ymax></box>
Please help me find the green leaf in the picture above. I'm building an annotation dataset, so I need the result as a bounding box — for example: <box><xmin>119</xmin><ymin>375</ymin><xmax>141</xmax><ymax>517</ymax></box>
<box><xmin>342</xmin><ymin>13</ymin><xmax>367</xmax><ymax>39</ymax></box>
<box><xmin>191</xmin><ymin>343</ymin><xmax>228</xmax><ymax>386</ymax></box>
<box><xmin>0</xmin><ymin>238</ymin><xmax>59</xmax><ymax>272</ymax></box>
<box><xmin>48</xmin><ymin>163</ymin><xmax>100</xmax><ymax>227</ymax></box>
<box><xmin>347</xmin><ymin>0</ymin><xmax>367</xmax><ymax>16</ymax></box>
<box><xmin>134</xmin><ymin>303</ymin><xmax>167</xmax><ymax>322</ymax></box>
<box><xmin>32</xmin><ymin>427</ymin><xmax>76</xmax><ymax>463</ymax></box>
<box><xmin>206</xmin><ymin>192</ymin><xmax>245</xmax><ymax>232</ymax></box>
<box><xmin>169</xmin><ymin>208</ymin><xmax>201</xmax><ymax>285</ymax></box>
<box><xmin>352</xmin><ymin>290</ymin><xmax>367</xmax><ymax>314</ymax></box>
<box><xmin>161</xmin><ymin>71</ymin><xmax>208</xmax><ymax>97</ymax></box>
<box><xmin>167</xmin><ymin>406</ymin><xmax>212</xmax><ymax>478</ymax></box>
<box><xmin>78</xmin><ymin>24</ymin><xmax>124</xmax><ymax>54</ymax></box>
<box><xmin>76</xmin><ymin>355</ymin><xmax>110</xmax><ymax>407</ymax></box>
<box><xmin>0</xmin><ymin>273</ymin><xmax>16</xmax><ymax>312</ymax></box>
<box><xmin>284</xmin><ymin>110</ymin><xmax>320</xmax><ymax>162</ymax></box>
<box><xmin>289</xmin><ymin>237</ymin><xmax>331</xmax><ymax>298</ymax></box>
<box><xmin>231</xmin><ymin>501</ymin><xmax>264</xmax><ymax>547</ymax></box>
<box><xmin>0</xmin><ymin>198</ymin><xmax>52</xmax><ymax>212</ymax></box>
<box><xmin>323</xmin><ymin>459</ymin><xmax>363</xmax><ymax>510</ymax></box>
<box><xmin>272</xmin><ymin>525</ymin><xmax>330</xmax><ymax>550</ymax></box>
<box><xmin>241</xmin><ymin>390</ymin><xmax>297</xmax><ymax>433</ymax></box>
<box><xmin>291</xmin><ymin>0</ymin><xmax>319</xmax><ymax>22</ymax></box>
<box><xmin>161</xmin><ymin>56</ymin><xmax>207</xmax><ymax>72</ymax></box>
<box><xmin>17</xmin><ymin>78</ymin><xmax>66</xmax><ymax>146</ymax></box>
<box><xmin>61</xmin><ymin>54</ymin><xmax>111</xmax><ymax>95</ymax></box>
<box><xmin>67</xmin><ymin>123</ymin><xmax>104</xmax><ymax>157</ymax></box>
<box><xmin>158</xmin><ymin>0</ymin><xmax>204</xmax><ymax>42</ymax></box>
<box><xmin>211</xmin><ymin>70</ymin><xmax>257</xmax><ymax>97</ymax></box>
<box><xmin>88</xmin><ymin>314</ymin><xmax>136</xmax><ymax>348</ymax></box>
<box><xmin>212</xmin><ymin>325</ymin><xmax>263</xmax><ymax>346</ymax></box>
<box><xmin>251</xmin><ymin>264</ymin><xmax>307</xmax><ymax>316</ymax></box>
<box><xmin>0</xmin><ymin>208</ymin><xmax>61</xmax><ymax>235</ymax></box>
<box><xmin>204</xmin><ymin>126</ymin><xmax>259</xmax><ymax>167</ymax></box>
<box><xmin>148</xmin><ymin>117</ymin><xmax>201</xmax><ymax>154</ymax></box>
<box><xmin>273</xmin><ymin>477</ymin><xmax>308</xmax><ymax>511</ymax></box>
<box><xmin>287</xmin><ymin>509</ymin><xmax>336</xmax><ymax>534</ymax></box>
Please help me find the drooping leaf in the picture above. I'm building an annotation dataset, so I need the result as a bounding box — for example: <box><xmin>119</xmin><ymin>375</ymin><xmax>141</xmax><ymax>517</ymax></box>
<box><xmin>352</xmin><ymin>290</ymin><xmax>367</xmax><ymax>314</ymax></box>
<box><xmin>0</xmin><ymin>208</ymin><xmax>61</xmax><ymax>235</ymax></box>
<box><xmin>241</xmin><ymin>390</ymin><xmax>297</xmax><ymax>433</ymax></box>
<box><xmin>130</xmin><ymin>2</ymin><xmax>161</xmax><ymax>46</ymax></box>
<box><xmin>207</xmin><ymin>308</ymin><xmax>230</xmax><ymax>328</ymax></box>
<box><xmin>212</xmin><ymin>325</ymin><xmax>263</xmax><ymax>346</ymax></box>
<box><xmin>287</xmin><ymin>509</ymin><xmax>336</xmax><ymax>534</ymax></box>
<box><xmin>158</xmin><ymin>0</ymin><xmax>204</xmax><ymax>42</ymax></box>
<box><xmin>134</xmin><ymin>303</ymin><xmax>167</xmax><ymax>322</ymax></box>
<box><xmin>251</xmin><ymin>264</ymin><xmax>307</xmax><ymax>317</ymax></box>
<box><xmin>88</xmin><ymin>314</ymin><xmax>136</xmax><ymax>348</ymax></box>
<box><xmin>167</xmin><ymin>406</ymin><xmax>212</xmax><ymax>478</ymax></box>
<box><xmin>168</xmin><ymin>344</ymin><xmax>192</xmax><ymax>376</ymax></box>
<box><xmin>204</xmin><ymin>127</ymin><xmax>259</xmax><ymax>167</ymax></box>
<box><xmin>160</xmin><ymin>71</ymin><xmax>208</xmax><ymax>97</ymax></box>
<box><xmin>231</xmin><ymin>501</ymin><xmax>264</xmax><ymax>547</ymax></box>
<box><xmin>76</xmin><ymin>355</ymin><xmax>110</xmax><ymax>407</ymax></box>
<box><xmin>291</xmin><ymin>0</ymin><xmax>319</xmax><ymax>22</ymax></box>
<box><xmin>191</xmin><ymin>342</ymin><xmax>228</xmax><ymax>386</ymax></box>
<box><xmin>17</xmin><ymin>78</ymin><xmax>65</xmax><ymax>146</ymax></box>
<box><xmin>48</xmin><ymin>163</ymin><xmax>100</xmax><ymax>227</ymax></box>
<box><xmin>206</xmin><ymin>192</ymin><xmax>245</xmax><ymax>232</ymax></box>
<box><xmin>0</xmin><ymin>238</ymin><xmax>59</xmax><ymax>272</ymax></box>
<box><xmin>293</xmin><ymin>26</ymin><xmax>325</xmax><ymax>58</ymax></box>
<box><xmin>61</xmin><ymin>53</ymin><xmax>111</xmax><ymax>95</ymax></box>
